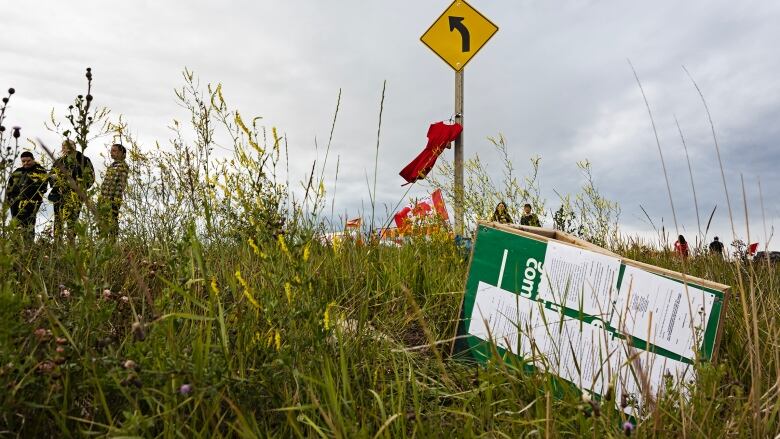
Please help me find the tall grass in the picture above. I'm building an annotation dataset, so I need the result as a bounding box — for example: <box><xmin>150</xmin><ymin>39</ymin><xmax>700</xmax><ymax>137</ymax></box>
<box><xmin>0</xmin><ymin>70</ymin><xmax>778</xmax><ymax>437</ymax></box>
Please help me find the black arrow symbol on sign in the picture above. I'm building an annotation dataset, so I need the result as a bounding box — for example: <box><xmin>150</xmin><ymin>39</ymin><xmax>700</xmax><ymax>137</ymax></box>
<box><xmin>448</xmin><ymin>16</ymin><xmax>470</xmax><ymax>52</ymax></box>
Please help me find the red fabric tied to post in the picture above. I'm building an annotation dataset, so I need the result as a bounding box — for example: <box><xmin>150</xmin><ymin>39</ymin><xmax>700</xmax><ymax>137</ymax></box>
<box><xmin>399</xmin><ymin>121</ymin><xmax>463</xmax><ymax>184</ymax></box>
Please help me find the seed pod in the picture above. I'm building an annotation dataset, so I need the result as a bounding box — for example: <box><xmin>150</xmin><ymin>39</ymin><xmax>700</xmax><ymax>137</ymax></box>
<box><xmin>588</xmin><ymin>399</ymin><xmax>601</xmax><ymax>418</ymax></box>
<box><xmin>8</xmin><ymin>88</ymin><xmax>15</xmax><ymax>94</ymax></box>
<box><xmin>37</xmin><ymin>361</ymin><xmax>55</xmax><ymax>374</ymax></box>
<box><xmin>96</xmin><ymin>337</ymin><xmax>112</xmax><ymax>349</ymax></box>
<box><xmin>132</xmin><ymin>321</ymin><xmax>146</xmax><ymax>341</ymax></box>
<box><xmin>604</xmin><ymin>384</ymin><xmax>614</xmax><ymax>401</ymax></box>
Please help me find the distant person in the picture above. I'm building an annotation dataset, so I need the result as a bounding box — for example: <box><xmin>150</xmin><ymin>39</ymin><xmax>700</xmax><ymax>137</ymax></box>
<box><xmin>3</xmin><ymin>152</ymin><xmax>48</xmax><ymax>242</ymax></box>
<box><xmin>48</xmin><ymin>140</ymin><xmax>94</xmax><ymax>239</ymax></box>
<box><xmin>709</xmin><ymin>236</ymin><xmax>724</xmax><ymax>256</ymax></box>
<box><xmin>490</xmin><ymin>201</ymin><xmax>513</xmax><ymax>224</ymax></box>
<box><xmin>520</xmin><ymin>203</ymin><xmax>541</xmax><ymax>227</ymax></box>
<box><xmin>98</xmin><ymin>144</ymin><xmax>130</xmax><ymax>238</ymax></box>
<box><xmin>675</xmin><ymin>235</ymin><xmax>689</xmax><ymax>259</ymax></box>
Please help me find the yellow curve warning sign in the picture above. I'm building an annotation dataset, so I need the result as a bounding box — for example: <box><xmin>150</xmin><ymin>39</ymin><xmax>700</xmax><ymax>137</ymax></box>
<box><xmin>420</xmin><ymin>0</ymin><xmax>499</xmax><ymax>71</ymax></box>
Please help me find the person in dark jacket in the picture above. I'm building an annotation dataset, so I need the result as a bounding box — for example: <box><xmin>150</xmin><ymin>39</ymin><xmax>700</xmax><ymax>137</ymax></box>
<box><xmin>3</xmin><ymin>151</ymin><xmax>48</xmax><ymax>241</ymax></box>
<box><xmin>709</xmin><ymin>236</ymin><xmax>724</xmax><ymax>257</ymax></box>
<box><xmin>48</xmin><ymin>140</ymin><xmax>94</xmax><ymax>239</ymax></box>
<box><xmin>490</xmin><ymin>201</ymin><xmax>513</xmax><ymax>224</ymax></box>
<box><xmin>520</xmin><ymin>203</ymin><xmax>541</xmax><ymax>227</ymax></box>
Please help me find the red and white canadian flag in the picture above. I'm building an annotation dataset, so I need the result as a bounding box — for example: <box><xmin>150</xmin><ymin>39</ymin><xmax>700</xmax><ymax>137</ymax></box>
<box><xmin>345</xmin><ymin>217</ymin><xmax>362</xmax><ymax>229</ymax></box>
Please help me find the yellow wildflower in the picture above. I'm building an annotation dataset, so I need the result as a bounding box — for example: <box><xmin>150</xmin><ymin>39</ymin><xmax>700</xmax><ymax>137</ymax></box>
<box><xmin>235</xmin><ymin>112</ymin><xmax>250</xmax><ymax>135</ymax></box>
<box><xmin>277</xmin><ymin>234</ymin><xmax>290</xmax><ymax>259</ymax></box>
<box><xmin>323</xmin><ymin>307</ymin><xmax>330</xmax><ymax>331</ymax></box>
<box><xmin>302</xmin><ymin>243</ymin><xmax>311</xmax><ymax>263</ymax></box>
<box><xmin>248</xmin><ymin>238</ymin><xmax>262</xmax><ymax>257</ymax></box>
<box><xmin>284</xmin><ymin>282</ymin><xmax>292</xmax><ymax>305</ymax></box>
<box><xmin>323</xmin><ymin>301</ymin><xmax>336</xmax><ymax>331</ymax></box>
<box><xmin>272</xmin><ymin>127</ymin><xmax>281</xmax><ymax>153</ymax></box>
<box><xmin>274</xmin><ymin>330</ymin><xmax>281</xmax><ymax>351</ymax></box>
<box><xmin>235</xmin><ymin>269</ymin><xmax>260</xmax><ymax>309</ymax></box>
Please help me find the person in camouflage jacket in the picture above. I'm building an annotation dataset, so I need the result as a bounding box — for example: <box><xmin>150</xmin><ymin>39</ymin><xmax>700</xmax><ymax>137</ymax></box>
<box><xmin>48</xmin><ymin>140</ymin><xmax>95</xmax><ymax>239</ymax></box>
<box><xmin>3</xmin><ymin>151</ymin><xmax>48</xmax><ymax>242</ymax></box>
<box><xmin>520</xmin><ymin>203</ymin><xmax>541</xmax><ymax>227</ymax></box>
<box><xmin>98</xmin><ymin>144</ymin><xmax>129</xmax><ymax>238</ymax></box>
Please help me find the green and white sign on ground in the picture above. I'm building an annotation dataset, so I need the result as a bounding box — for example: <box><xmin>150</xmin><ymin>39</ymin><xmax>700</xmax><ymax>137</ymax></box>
<box><xmin>454</xmin><ymin>222</ymin><xmax>729</xmax><ymax>416</ymax></box>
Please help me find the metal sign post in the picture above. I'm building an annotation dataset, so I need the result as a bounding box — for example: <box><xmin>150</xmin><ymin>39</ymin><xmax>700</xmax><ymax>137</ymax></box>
<box><xmin>420</xmin><ymin>0</ymin><xmax>497</xmax><ymax>235</ymax></box>
<box><xmin>454</xmin><ymin>70</ymin><xmax>464</xmax><ymax>235</ymax></box>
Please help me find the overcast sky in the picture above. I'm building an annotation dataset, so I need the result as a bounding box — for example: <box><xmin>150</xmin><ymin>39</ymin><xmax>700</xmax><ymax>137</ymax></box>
<box><xmin>3</xmin><ymin>0</ymin><xmax>779</xmax><ymax>246</ymax></box>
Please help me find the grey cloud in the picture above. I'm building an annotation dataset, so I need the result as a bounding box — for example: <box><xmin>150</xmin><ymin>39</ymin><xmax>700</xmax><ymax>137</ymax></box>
<box><xmin>3</xmin><ymin>0</ymin><xmax>779</xmax><ymax>244</ymax></box>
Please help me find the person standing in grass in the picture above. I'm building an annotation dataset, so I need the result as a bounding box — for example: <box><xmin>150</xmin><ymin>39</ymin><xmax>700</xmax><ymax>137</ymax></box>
<box><xmin>490</xmin><ymin>201</ymin><xmax>513</xmax><ymax>224</ymax></box>
<box><xmin>3</xmin><ymin>151</ymin><xmax>48</xmax><ymax>242</ymax></box>
<box><xmin>49</xmin><ymin>140</ymin><xmax>95</xmax><ymax>239</ymax></box>
<box><xmin>98</xmin><ymin>143</ymin><xmax>129</xmax><ymax>238</ymax></box>
<box><xmin>675</xmin><ymin>234</ymin><xmax>690</xmax><ymax>259</ymax></box>
<box><xmin>709</xmin><ymin>236</ymin><xmax>724</xmax><ymax>257</ymax></box>
<box><xmin>520</xmin><ymin>203</ymin><xmax>541</xmax><ymax>227</ymax></box>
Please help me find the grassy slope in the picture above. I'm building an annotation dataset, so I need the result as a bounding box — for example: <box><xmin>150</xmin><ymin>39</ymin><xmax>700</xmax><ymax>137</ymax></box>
<box><xmin>0</xmin><ymin>233</ymin><xmax>778</xmax><ymax>438</ymax></box>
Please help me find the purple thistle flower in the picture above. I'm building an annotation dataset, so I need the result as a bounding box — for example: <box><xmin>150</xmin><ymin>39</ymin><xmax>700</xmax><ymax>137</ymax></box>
<box><xmin>179</xmin><ymin>383</ymin><xmax>192</xmax><ymax>395</ymax></box>
<box><xmin>623</xmin><ymin>421</ymin><xmax>635</xmax><ymax>436</ymax></box>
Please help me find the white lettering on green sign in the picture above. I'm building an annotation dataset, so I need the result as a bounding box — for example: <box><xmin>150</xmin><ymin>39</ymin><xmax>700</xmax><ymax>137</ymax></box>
<box><xmin>520</xmin><ymin>258</ymin><xmax>543</xmax><ymax>297</ymax></box>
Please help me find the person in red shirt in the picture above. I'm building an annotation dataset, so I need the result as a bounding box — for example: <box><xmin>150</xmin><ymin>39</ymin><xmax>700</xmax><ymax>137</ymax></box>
<box><xmin>674</xmin><ymin>235</ymin><xmax>689</xmax><ymax>259</ymax></box>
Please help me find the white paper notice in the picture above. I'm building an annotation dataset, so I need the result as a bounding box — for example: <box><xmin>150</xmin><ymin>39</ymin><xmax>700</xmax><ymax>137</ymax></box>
<box><xmin>536</xmin><ymin>241</ymin><xmax>621</xmax><ymax>319</ymax></box>
<box><xmin>612</xmin><ymin>343</ymin><xmax>695</xmax><ymax>415</ymax></box>
<box><xmin>612</xmin><ymin>266</ymin><xmax>715</xmax><ymax>359</ymax></box>
<box><xmin>528</xmin><ymin>308</ymin><xmax>621</xmax><ymax>396</ymax></box>
<box><xmin>468</xmin><ymin>281</ymin><xmax>541</xmax><ymax>355</ymax></box>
